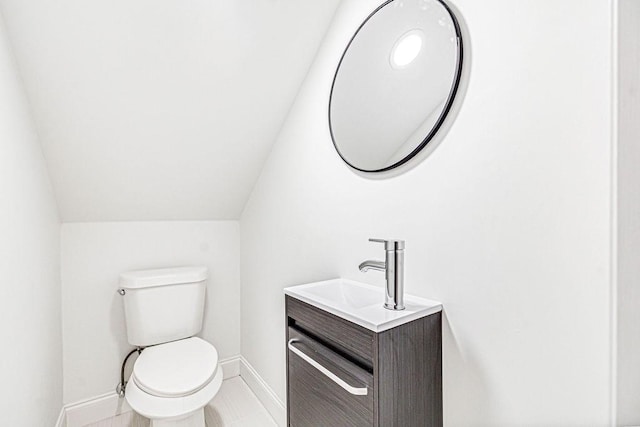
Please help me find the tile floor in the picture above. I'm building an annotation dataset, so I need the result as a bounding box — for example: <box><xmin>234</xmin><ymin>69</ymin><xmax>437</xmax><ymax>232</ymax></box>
<box><xmin>83</xmin><ymin>377</ymin><xmax>277</xmax><ymax>427</ymax></box>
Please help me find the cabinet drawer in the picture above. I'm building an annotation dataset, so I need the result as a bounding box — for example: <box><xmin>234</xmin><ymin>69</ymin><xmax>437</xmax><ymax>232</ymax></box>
<box><xmin>286</xmin><ymin>296</ymin><xmax>374</xmax><ymax>364</ymax></box>
<box><xmin>288</xmin><ymin>327</ymin><xmax>374</xmax><ymax>427</ymax></box>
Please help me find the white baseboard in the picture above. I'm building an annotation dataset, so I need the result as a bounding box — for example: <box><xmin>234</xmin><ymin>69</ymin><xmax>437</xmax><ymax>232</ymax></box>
<box><xmin>239</xmin><ymin>356</ymin><xmax>286</xmax><ymax>427</ymax></box>
<box><xmin>63</xmin><ymin>391</ymin><xmax>132</xmax><ymax>427</ymax></box>
<box><xmin>57</xmin><ymin>355</ymin><xmax>242</xmax><ymax>427</ymax></box>
<box><xmin>220</xmin><ymin>355</ymin><xmax>241</xmax><ymax>379</ymax></box>
<box><xmin>54</xmin><ymin>406</ymin><xmax>66</xmax><ymax>427</ymax></box>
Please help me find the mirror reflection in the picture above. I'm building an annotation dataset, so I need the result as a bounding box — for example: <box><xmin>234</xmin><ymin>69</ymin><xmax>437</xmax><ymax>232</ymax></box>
<box><xmin>329</xmin><ymin>0</ymin><xmax>463</xmax><ymax>172</ymax></box>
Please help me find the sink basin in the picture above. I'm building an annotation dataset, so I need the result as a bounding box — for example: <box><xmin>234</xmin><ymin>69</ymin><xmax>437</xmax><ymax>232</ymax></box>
<box><xmin>298</xmin><ymin>280</ymin><xmax>382</xmax><ymax>309</ymax></box>
<box><xmin>284</xmin><ymin>278</ymin><xmax>442</xmax><ymax>332</ymax></box>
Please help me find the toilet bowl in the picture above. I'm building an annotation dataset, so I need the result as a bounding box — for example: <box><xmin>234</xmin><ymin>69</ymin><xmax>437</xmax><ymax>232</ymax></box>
<box><xmin>125</xmin><ymin>337</ymin><xmax>222</xmax><ymax>427</ymax></box>
<box><xmin>119</xmin><ymin>267</ymin><xmax>221</xmax><ymax>427</ymax></box>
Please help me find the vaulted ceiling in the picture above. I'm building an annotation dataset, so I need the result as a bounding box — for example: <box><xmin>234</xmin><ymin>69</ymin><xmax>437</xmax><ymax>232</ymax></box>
<box><xmin>0</xmin><ymin>0</ymin><xmax>340</xmax><ymax>221</ymax></box>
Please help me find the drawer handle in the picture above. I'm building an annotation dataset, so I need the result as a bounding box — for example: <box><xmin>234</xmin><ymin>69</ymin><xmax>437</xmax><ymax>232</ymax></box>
<box><xmin>287</xmin><ymin>339</ymin><xmax>368</xmax><ymax>396</ymax></box>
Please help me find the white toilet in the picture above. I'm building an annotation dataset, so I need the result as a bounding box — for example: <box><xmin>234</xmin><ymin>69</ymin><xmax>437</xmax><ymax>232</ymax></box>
<box><xmin>119</xmin><ymin>266</ymin><xmax>222</xmax><ymax>427</ymax></box>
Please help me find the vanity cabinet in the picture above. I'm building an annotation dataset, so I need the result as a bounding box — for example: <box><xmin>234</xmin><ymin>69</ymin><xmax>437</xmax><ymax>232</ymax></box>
<box><xmin>285</xmin><ymin>296</ymin><xmax>442</xmax><ymax>427</ymax></box>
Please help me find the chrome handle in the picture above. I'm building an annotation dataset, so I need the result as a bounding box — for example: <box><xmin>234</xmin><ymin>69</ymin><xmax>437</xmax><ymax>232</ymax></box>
<box><xmin>368</xmin><ymin>238</ymin><xmax>405</xmax><ymax>250</ymax></box>
<box><xmin>287</xmin><ymin>339</ymin><xmax>368</xmax><ymax>396</ymax></box>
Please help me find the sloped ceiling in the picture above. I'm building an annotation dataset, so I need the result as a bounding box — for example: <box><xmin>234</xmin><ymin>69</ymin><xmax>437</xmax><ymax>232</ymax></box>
<box><xmin>0</xmin><ymin>0</ymin><xmax>340</xmax><ymax>221</ymax></box>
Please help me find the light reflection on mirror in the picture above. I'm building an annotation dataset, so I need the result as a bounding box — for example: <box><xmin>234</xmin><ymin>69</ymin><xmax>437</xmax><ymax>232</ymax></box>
<box><xmin>390</xmin><ymin>30</ymin><xmax>424</xmax><ymax>69</ymax></box>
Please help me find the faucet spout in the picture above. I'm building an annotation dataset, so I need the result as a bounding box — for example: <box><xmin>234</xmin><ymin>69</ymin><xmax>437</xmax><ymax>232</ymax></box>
<box><xmin>358</xmin><ymin>260</ymin><xmax>386</xmax><ymax>272</ymax></box>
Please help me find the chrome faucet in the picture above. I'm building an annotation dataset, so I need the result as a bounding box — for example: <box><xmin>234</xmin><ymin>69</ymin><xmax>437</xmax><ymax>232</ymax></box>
<box><xmin>359</xmin><ymin>238</ymin><xmax>405</xmax><ymax>311</ymax></box>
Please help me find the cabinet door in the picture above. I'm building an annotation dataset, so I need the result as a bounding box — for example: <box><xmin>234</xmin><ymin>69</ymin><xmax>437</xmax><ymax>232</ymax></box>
<box><xmin>288</xmin><ymin>328</ymin><xmax>374</xmax><ymax>427</ymax></box>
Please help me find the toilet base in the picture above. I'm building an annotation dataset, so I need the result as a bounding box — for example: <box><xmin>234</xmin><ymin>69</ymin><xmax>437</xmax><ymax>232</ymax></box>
<box><xmin>150</xmin><ymin>408</ymin><xmax>204</xmax><ymax>427</ymax></box>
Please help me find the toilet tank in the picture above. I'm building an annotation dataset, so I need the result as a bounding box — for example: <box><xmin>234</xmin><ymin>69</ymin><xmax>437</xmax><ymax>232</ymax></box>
<box><xmin>119</xmin><ymin>266</ymin><xmax>208</xmax><ymax>347</ymax></box>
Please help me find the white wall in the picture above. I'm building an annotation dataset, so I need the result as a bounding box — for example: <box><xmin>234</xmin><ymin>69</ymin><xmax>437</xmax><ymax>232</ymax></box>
<box><xmin>61</xmin><ymin>221</ymin><xmax>240</xmax><ymax>404</ymax></box>
<box><xmin>0</xmin><ymin>12</ymin><xmax>61</xmax><ymax>426</ymax></box>
<box><xmin>617</xmin><ymin>0</ymin><xmax>640</xmax><ymax>424</ymax></box>
<box><xmin>240</xmin><ymin>0</ymin><xmax>613</xmax><ymax>425</ymax></box>
<box><xmin>0</xmin><ymin>0</ymin><xmax>341</xmax><ymax>222</ymax></box>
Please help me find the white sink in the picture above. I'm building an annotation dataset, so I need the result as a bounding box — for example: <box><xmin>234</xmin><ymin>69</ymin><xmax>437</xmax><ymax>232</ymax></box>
<box><xmin>284</xmin><ymin>278</ymin><xmax>442</xmax><ymax>332</ymax></box>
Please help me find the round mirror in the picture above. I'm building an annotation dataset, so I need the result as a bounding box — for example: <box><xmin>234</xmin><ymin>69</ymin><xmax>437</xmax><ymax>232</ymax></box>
<box><xmin>329</xmin><ymin>0</ymin><xmax>464</xmax><ymax>173</ymax></box>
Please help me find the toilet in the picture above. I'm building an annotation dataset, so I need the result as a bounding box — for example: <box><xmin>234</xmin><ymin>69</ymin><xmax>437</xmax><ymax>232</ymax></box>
<box><xmin>119</xmin><ymin>266</ymin><xmax>222</xmax><ymax>427</ymax></box>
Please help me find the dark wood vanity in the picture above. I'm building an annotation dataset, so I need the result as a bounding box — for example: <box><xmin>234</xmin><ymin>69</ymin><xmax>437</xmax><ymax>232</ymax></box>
<box><xmin>286</xmin><ymin>295</ymin><xmax>442</xmax><ymax>426</ymax></box>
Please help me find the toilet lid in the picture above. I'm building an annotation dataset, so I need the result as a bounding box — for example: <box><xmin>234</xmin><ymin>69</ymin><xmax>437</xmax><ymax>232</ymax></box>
<box><xmin>132</xmin><ymin>337</ymin><xmax>219</xmax><ymax>398</ymax></box>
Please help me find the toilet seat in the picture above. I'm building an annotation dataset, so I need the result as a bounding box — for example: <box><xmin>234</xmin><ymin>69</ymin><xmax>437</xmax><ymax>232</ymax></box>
<box><xmin>132</xmin><ymin>337</ymin><xmax>218</xmax><ymax>398</ymax></box>
<box><xmin>125</xmin><ymin>337</ymin><xmax>223</xmax><ymax>420</ymax></box>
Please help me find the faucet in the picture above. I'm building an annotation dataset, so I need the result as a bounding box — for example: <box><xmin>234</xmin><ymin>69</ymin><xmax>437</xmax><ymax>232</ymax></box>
<box><xmin>359</xmin><ymin>238</ymin><xmax>405</xmax><ymax>311</ymax></box>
